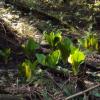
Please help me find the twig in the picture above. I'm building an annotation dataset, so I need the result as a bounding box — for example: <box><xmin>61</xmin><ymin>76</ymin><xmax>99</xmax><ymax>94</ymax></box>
<box><xmin>65</xmin><ymin>83</ymin><xmax>100</xmax><ymax>100</ymax></box>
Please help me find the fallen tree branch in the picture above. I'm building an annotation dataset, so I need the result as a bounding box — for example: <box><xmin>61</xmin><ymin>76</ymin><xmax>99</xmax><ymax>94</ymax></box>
<box><xmin>65</xmin><ymin>83</ymin><xmax>100</xmax><ymax>100</ymax></box>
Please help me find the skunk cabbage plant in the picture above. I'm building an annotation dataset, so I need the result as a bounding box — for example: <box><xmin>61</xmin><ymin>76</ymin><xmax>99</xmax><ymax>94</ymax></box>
<box><xmin>44</xmin><ymin>31</ymin><xmax>62</xmax><ymax>48</ymax></box>
<box><xmin>78</xmin><ymin>32</ymin><xmax>98</xmax><ymax>51</ymax></box>
<box><xmin>68</xmin><ymin>49</ymin><xmax>85</xmax><ymax>76</ymax></box>
<box><xmin>19</xmin><ymin>59</ymin><xmax>37</xmax><ymax>81</ymax></box>
<box><xmin>58</xmin><ymin>37</ymin><xmax>73</xmax><ymax>63</ymax></box>
<box><xmin>22</xmin><ymin>37</ymin><xmax>40</xmax><ymax>56</ymax></box>
<box><xmin>36</xmin><ymin>50</ymin><xmax>61</xmax><ymax>68</ymax></box>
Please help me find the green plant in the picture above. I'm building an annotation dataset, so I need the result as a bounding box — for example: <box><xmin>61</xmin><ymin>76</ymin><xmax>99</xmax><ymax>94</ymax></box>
<box><xmin>18</xmin><ymin>59</ymin><xmax>38</xmax><ymax>82</ymax></box>
<box><xmin>68</xmin><ymin>49</ymin><xmax>85</xmax><ymax>76</ymax></box>
<box><xmin>0</xmin><ymin>48</ymin><xmax>11</xmax><ymax>64</ymax></box>
<box><xmin>46</xmin><ymin>49</ymin><xmax>61</xmax><ymax>68</ymax></box>
<box><xmin>78</xmin><ymin>31</ymin><xmax>98</xmax><ymax>51</ymax></box>
<box><xmin>36</xmin><ymin>50</ymin><xmax>61</xmax><ymax>69</ymax></box>
<box><xmin>43</xmin><ymin>31</ymin><xmax>62</xmax><ymax>48</ymax></box>
<box><xmin>58</xmin><ymin>37</ymin><xmax>74</xmax><ymax>63</ymax></box>
<box><xmin>22</xmin><ymin>37</ymin><xmax>40</xmax><ymax>56</ymax></box>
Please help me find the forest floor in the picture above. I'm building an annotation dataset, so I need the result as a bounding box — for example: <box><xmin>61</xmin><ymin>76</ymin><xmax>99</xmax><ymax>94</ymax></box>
<box><xmin>0</xmin><ymin>1</ymin><xmax>100</xmax><ymax>100</ymax></box>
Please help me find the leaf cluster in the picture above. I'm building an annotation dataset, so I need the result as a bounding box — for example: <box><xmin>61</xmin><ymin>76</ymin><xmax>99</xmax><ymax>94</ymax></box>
<box><xmin>78</xmin><ymin>31</ymin><xmax>98</xmax><ymax>51</ymax></box>
<box><xmin>68</xmin><ymin>48</ymin><xmax>85</xmax><ymax>75</ymax></box>
<box><xmin>22</xmin><ymin>37</ymin><xmax>40</xmax><ymax>56</ymax></box>
<box><xmin>36</xmin><ymin>50</ymin><xmax>61</xmax><ymax>69</ymax></box>
<box><xmin>43</xmin><ymin>31</ymin><xmax>62</xmax><ymax>48</ymax></box>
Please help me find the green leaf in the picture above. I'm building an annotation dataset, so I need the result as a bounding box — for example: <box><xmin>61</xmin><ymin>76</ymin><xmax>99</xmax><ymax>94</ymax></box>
<box><xmin>58</xmin><ymin>37</ymin><xmax>73</xmax><ymax>63</ymax></box>
<box><xmin>54</xmin><ymin>31</ymin><xmax>62</xmax><ymax>46</ymax></box>
<box><xmin>68</xmin><ymin>49</ymin><xmax>85</xmax><ymax>65</ymax></box>
<box><xmin>68</xmin><ymin>49</ymin><xmax>85</xmax><ymax>75</ymax></box>
<box><xmin>44</xmin><ymin>31</ymin><xmax>62</xmax><ymax>48</ymax></box>
<box><xmin>44</xmin><ymin>31</ymin><xmax>54</xmax><ymax>47</ymax></box>
<box><xmin>36</xmin><ymin>53</ymin><xmax>46</xmax><ymax>66</ymax></box>
<box><xmin>21</xmin><ymin>60</ymin><xmax>32</xmax><ymax>80</ymax></box>
<box><xmin>19</xmin><ymin>59</ymin><xmax>37</xmax><ymax>81</ymax></box>
<box><xmin>36</xmin><ymin>50</ymin><xmax>60</xmax><ymax>68</ymax></box>
<box><xmin>22</xmin><ymin>37</ymin><xmax>40</xmax><ymax>55</ymax></box>
<box><xmin>46</xmin><ymin>50</ymin><xmax>61</xmax><ymax>68</ymax></box>
<box><xmin>0</xmin><ymin>48</ymin><xmax>11</xmax><ymax>61</ymax></box>
<box><xmin>78</xmin><ymin>32</ymin><xmax>98</xmax><ymax>51</ymax></box>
